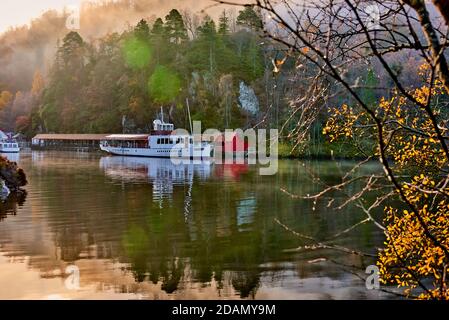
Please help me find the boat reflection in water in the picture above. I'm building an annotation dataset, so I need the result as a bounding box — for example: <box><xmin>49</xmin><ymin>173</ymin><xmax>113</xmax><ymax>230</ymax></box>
<box><xmin>0</xmin><ymin>152</ymin><xmax>20</xmax><ymax>163</ymax></box>
<box><xmin>0</xmin><ymin>152</ymin><xmax>391</xmax><ymax>299</ymax></box>
<box><xmin>99</xmin><ymin>156</ymin><xmax>212</xmax><ymax>204</ymax></box>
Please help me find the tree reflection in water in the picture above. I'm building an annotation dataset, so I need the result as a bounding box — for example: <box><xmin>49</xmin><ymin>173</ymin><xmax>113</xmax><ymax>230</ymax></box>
<box><xmin>0</xmin><ymin>153</ymin><xmax>386</xmax><ymax>299</ymax></box>
<box><xmin>0</xmin><ymin>191</ymin><xmax>27</xmax><ymax>222</ymax></box>
<box><xmin>113</xmin><ymin>157</ymin><xmax>265</xmax><ymax>297</ymax></box>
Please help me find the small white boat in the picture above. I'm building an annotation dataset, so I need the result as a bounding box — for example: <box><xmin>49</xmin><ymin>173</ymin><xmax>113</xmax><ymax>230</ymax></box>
<box><xmin>0</xmin><ymin>131</ymin><xmax>20</xmax><ymax>153</ymax></box>
<box><xmin>100</xmin><ymin>118</ymin><xmax>213</xmax><ymax>159</ymax></box>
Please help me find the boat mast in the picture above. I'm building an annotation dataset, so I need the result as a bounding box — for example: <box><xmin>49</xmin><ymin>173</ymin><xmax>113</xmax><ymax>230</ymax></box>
<box><xmin>186</xmin><ymin>98</ymin><xmax>193</xmax><ymax>134</ymax></box>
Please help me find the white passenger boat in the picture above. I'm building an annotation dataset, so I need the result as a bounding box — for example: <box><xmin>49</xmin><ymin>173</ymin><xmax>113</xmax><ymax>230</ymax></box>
<box><xmin>0</xmin><ymin>131</ymin><xmax>20</xmax><ymax>153</ymax></box>
<box><xmin>100</xmin><ymin>118</ymin><xmax>213</xmax><ymax>159</ymax></box>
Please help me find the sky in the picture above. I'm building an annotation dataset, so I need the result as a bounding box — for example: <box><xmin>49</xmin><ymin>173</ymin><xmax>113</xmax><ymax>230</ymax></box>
<box><xmin>0</xmin><ymin>0</ymin><xmax>245</xmax><ymax>34</ymax></box>
<box><xmin>0</xmin><ymin>0</ymin><xmax>88</xmax><ymax>33</ymax></box>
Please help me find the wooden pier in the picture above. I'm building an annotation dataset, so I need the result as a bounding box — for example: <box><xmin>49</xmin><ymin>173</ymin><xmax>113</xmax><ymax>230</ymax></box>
<box><xmin>31</xmin><ymin>134</ymin><xmax>110</xmax><ymax>151</ymax></box>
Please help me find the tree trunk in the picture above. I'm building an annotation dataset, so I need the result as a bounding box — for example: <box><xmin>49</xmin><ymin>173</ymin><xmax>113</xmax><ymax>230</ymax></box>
<box><xmin>433</xmin><ymin>0</ymin><xmax>449</xmax><ymax>25</ymax></box>
<box><xmin>404</xmin><ymin>0</ymin><xmax>449</xmax><ymax>91</ymax></box>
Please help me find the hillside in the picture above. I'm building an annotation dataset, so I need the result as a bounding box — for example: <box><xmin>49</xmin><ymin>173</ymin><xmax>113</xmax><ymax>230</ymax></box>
<box><xmin>0</xmin><ymin>0</ymin><xmax>237</xmax><ymax>93</ymax></box>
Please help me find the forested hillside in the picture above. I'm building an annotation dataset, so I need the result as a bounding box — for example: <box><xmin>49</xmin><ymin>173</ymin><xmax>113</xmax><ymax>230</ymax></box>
<box><xmin>32</xmin><ymin>8</ymin><xmax>267</xmax><ymax>134</ymax></box>
<box><xmin>0</xmin><ymin>5</ymin><xmax>282</xmax><ymax>136</ymax></box>
<box><xmin>0</xmin><ymin>0</ymin><xmax>435</xmax><ymax>157</ymax></box>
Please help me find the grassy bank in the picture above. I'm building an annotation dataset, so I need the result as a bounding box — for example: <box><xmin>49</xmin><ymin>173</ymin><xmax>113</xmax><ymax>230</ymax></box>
<box><xmin>277</xmin><ymin>141</ymin><xmax>364</xmax><ymax>160</ymax></box>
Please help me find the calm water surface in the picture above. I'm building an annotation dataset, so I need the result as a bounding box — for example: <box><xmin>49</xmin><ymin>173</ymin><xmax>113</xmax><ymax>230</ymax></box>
<box><xmin>0</xmin><ymin>151</ymin><xmax>392</xmax><ymax>299</ymax></box>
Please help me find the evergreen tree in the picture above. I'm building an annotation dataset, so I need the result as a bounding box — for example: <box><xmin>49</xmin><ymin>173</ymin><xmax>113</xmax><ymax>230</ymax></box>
<box><xmin>196</xmin><ymin>16</ymin><xmax>218</xmax><ymax>75</ymax></box>
<box><xmin>197</xmin><ymin>16</ymin><xmax>217</xmax><ymax>40</ymax></box>
<box><xmin>134</xmin><ymin>19</ymin><xmax>150</xmax><ymax>41</ymax></box>
<box><xmin>151</xmin><ymin>18</ymin><xmax>168</xmax><ymax>64</ymax></box>
<box><xmin>218</xmin><ymin>10</ymin><xmax>230</xmax><ymax>36</ymax></box>
<box><xmin>152</xmin><ymin>18</ymin><xmax>165</xmax><ymax>36</ymax></box>
<box><xmin>236</xmin><ymin>7</ymin><xmax>262</xmax><ymax>31</ymax></box>
<box><xmin>165</xmin><ymin>9</ymin><xmax>188</xmax><ymax>44</ymax></box>
<box><xmin>58</xmin><ymin>31</ymin><xmax>85</xmax><ymax>67</ymax></box>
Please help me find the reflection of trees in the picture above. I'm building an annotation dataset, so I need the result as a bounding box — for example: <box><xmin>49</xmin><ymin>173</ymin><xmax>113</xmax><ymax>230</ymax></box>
<box><xmin>36</xmin><ymin>157</ymin><xmax>383</xmax><ymax>297</ymax></box>
<box><xmin>117</xmin><ymin>180</ymin><xmax>267</xmax><ymax>296</ymax></box>
<box><xmin>118</xmin><ymin>180</ymin><xmax>273</xmax><ymax>297</ymax></box>
<box><xmin>122</xmin><ymin>225</ymin><xmax>150</xmax><ymax>283</ymax></box>
<box><xmin>231</xmin><ymin>270</ymin><xmax>260</xmax><ymax>299</ymax></box>
<box><xmin>122</xmin><ymin>223</ymin><xmax>184</xmax><ymax>293</ymax></box>
<box><xmin>161</xmin><ymin>259</ymin><xmax>184</xmax><ymax>294</ymax></box>
<box><xmin>0</xmin><ymin>191</ymin><xmax>27</xmax><ymax>222</ymax></box>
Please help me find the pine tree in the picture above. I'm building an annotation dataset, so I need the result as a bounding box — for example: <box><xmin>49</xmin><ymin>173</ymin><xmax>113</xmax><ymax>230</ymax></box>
<box><xmin>165</xmin><ymin>9</ymin><xmax>188</xmax><ymax>44</ymax></box>
<box><xmin>135</xmin><ymin>19</ymin><xmax>150</xmax><ymax>40</ymax></box>
<box><xmin>218</xmin><ymin>10</ymin><xmax>230</xmax><ymax>36</ymax></box>
<box><xmin>152</xmin><ymin>18</ymin><xmax>165</xmax><ymax>36</ymax></box>
<box><xmin>151</xmin><ymin>18</ymin><xmax>167</xmax><ymax>64</ymax></box>
<box><xmin>58</xmin><ymin>31</ymin><xmax>85</xmax><ymax>67</ymax></box>
<box><xmin>197</xmin><ymin>16</ymin><xmax>217</xmax><ymax>40</ymax></box>
<box><xmin>123</xmin><ymin>20</ymin><xmax>153</xmax><ymax>70</ymax></box>
<box><xmin>236</xmin><ymin>7</ymin><xmax>262</xmax><ymax>31</ymax></box>
<box><xmin>197</xmin><ymin>16</ymin><xmax>218</xmax><ymax>75</ymax></box>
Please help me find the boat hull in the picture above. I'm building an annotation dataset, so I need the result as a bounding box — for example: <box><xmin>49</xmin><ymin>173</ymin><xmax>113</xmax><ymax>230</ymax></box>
<box><xmin>100</xmin><ymin>145</ymin><xmax>213</xmax><ymax>159</ymax></box>
<box><xmin>0</xmin><ymin>148</ymin><xmax>20</xmax><ymax>153</ymax></box>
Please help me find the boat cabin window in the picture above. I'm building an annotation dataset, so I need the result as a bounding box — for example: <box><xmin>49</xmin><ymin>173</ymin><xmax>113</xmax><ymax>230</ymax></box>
<box><xmin>157</xmin><ymin>138</ymin><xmax>172</xmax><ymax>145</ymax></box>
<box><xmin>157</xmin><ymin>137</ymin><xmax>187</xmax><ymax>145</ymax></box>
<box><xmin>104</xmin><ymin>139</ymin><xmax>148</xmax><ymax>148</ymax></box>
<box><xmin>154</xmin><ymin>121</ymin><xmax>174</xmax><ymax>131</ymax></box>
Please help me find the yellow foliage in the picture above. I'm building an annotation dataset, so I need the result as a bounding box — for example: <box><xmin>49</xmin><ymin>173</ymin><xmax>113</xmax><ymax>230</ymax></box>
<box><xmin>323</xmin><ymin>62</ymin><xmax>449</xmax><ymax>299</ymax></box>
<box><xmin>0</xmin><ymin>91</ymin><xmax>13</xmax><ymax>110</ymax></box>
<box><xmin>379</xmin><ymin>193</ymin><xmax>449</xmax><ymax>300</ymax></box>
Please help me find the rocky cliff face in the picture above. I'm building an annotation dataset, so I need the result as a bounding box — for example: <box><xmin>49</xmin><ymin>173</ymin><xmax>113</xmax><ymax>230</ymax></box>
<box><xmin>238</xmin><ymin>82</ymin><xmax>259</xmax><ymax>115</ymax></box>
